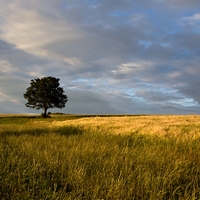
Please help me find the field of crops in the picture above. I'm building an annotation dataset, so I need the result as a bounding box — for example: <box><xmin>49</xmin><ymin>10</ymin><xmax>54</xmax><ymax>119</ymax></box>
<box><xmin>0</xmin><ymin>114</ymin><xmax>200</xmax><ymax>199</ymax></box>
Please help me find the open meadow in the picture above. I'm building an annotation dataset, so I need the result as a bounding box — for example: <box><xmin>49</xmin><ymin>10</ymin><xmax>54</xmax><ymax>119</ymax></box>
<box><xmin>0</xmin><ymin>114</ymin><xmax>200</xmax><ymax>199</ymax></box>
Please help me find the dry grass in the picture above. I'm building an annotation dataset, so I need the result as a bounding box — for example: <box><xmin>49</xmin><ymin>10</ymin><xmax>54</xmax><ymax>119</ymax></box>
<box><xmin>0</xmin><ymin>114</ymin><xmax>39</xmax><ymax>119</ymax></box>
<box><xmin>1</xmin><ymin>114</ymin><xmax>200</xmax><ymax>199</ymax></box>
<box><xmin>53</xmin><ymin>115</ymin><xmax>200</xmax><ymax>140</ymax></box>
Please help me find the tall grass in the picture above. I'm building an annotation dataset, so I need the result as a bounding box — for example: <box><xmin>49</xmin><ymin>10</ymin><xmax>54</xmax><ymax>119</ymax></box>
<box><xmin>0</xmin><ymin>115</ymin><xmax>200</xmax><ymax>199</ymax></box>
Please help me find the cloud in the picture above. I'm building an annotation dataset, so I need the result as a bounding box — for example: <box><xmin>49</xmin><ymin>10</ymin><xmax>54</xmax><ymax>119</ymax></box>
<box><xmin>0</xmin><ymin>60</ymin><xmax>17</xmax><ymax>74</ymax></box>
<box><xmin>0</xmin><ymin>0</ymin><xmax>200</xmax><ymax>114</ymax></box>
<box><xmin>0</xmin><ymin>3</ymin><xmax>83</xmax><ymax>60</ymax></box>
<box><xmin>63</xmin><ymin>89</ymin><xmax>122</xmax><ymax>114</ymax></box>
<box><xmin>179</xmin><ymin>13</ymin><xmax>200</xmax><ymax>31</ymax></box>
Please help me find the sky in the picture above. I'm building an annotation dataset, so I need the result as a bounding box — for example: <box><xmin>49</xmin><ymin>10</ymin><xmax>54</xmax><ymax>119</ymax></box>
<box><xmin>0</xmin><ymin>0</ymin><xmax>200</xmax><ymax>114</ymax></box>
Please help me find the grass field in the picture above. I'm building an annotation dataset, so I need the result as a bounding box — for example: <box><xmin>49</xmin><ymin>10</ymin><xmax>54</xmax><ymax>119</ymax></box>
<box><xmin>0</xmin><ymin>114</ymin><xmax>200</xmax><ymax>199</ymax></box>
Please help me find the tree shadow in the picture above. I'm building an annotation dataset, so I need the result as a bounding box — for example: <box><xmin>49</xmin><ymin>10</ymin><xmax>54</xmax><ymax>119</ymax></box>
<box><xmin>0</xmin><ymin>126</ymin><xmax>83</xmax><ymax>138</ymax></box>
<box><xmin>54</xmin><ymin>126</ymin><xmax>84</xmax><ymax>137</ymax></box>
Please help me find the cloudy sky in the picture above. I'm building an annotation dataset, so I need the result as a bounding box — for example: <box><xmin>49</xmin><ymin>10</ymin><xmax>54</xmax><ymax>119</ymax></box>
<box><xmin>0</xmin><ymin>0</ymin><xmax>200</xmax><ymax>114</ymax></box>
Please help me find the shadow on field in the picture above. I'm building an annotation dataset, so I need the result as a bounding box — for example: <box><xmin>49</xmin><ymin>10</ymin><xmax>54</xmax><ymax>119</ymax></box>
<box><xmin>54</xmin><ymin>126</ymin><xmax>84</xmax><ymax>137</ymax></box>
<box><xmin>0</xmin><ymin>126</ymin><xmax>83</xmax><ymax>138</ymax></box>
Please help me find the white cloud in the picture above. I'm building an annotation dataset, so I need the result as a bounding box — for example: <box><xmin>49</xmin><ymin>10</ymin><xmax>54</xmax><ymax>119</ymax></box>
<box><xmin>0</xmin><ymin>2</ymin><xmax>83</xmax><ymax>60</ymax></box>
<box><xmin>179</xmin><ymin>13</ymin><xmax>200</xmax><ymax>30</ymax></box>
<box><xmin>168</xmin><ymin>71</ymin><xmax>182</xmax><ymax>79</ymax></box>
<box><xmin>0</xmin><ymin>60</ymin><xmax>17</xmax><ymax>74</ymax></box>
<box><xmin>112</xmin><ymin>60</ymin><xmax>155</xmax><ymax>79</ymax></box>
<box><xmin>181</xmin><ymin>13</ymin><xmax>200</xmax><ymax>22</ymax></box>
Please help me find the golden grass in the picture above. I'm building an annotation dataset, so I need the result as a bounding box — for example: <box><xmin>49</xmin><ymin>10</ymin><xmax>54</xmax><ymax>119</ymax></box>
<box><xmin>1</xmin><ymin>115</ymin><xmax>200</xmax><ymax>199</ymax></box>
<box><xmin>52</xmin><ymin>115</ymin><xmax>200</xmax><ymax>140</ymax></box>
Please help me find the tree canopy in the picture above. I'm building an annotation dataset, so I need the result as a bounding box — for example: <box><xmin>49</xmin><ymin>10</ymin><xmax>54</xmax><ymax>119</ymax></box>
<box><xmin>24</xmin><ymin>76</ymin><xmax>68</xmax><ymax>117</ymax></box>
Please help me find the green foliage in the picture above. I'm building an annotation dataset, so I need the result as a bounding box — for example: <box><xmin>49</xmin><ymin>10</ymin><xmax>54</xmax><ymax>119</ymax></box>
<box><xmin>24</xmin><ymin>77</ymin><xmax>68</xmax><ymax>117</ymax></box>
<box><xmin>0</xmin><ymin>116</ymin><xmax>200</xmax><ymax>199</ymax></box>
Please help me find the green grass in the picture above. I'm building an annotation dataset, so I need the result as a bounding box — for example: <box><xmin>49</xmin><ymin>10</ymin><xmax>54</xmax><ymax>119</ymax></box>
<box><xmin>0</xmin><ymin>115</ymin><xmax>200</xmax><ymax>199</ymax></box>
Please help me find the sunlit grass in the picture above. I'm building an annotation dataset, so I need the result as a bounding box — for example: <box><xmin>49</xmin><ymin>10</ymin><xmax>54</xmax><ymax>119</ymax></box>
<box><xmin>54</xmin><ymin>115</ymin><xmax>200</xmax><ymax>140</ymax></box>
<box><xmin>0</xmin><ymin>115</ymin><xmax>200</xmax><ymax>199</ymax></box>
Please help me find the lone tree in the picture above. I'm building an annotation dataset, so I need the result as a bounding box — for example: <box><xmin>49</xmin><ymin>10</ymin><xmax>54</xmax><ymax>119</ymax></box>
<box><xmin>24</xmin><ymin>76</ymin><xmax>68</xmax><ymax>117</ymax></box>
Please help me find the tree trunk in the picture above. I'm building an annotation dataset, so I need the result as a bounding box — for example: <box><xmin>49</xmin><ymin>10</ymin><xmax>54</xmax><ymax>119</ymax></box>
<box><xmin>44</xmin><ymin>107</ymin><xmax>48</xmax><ymax>117</ymax></box>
